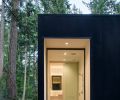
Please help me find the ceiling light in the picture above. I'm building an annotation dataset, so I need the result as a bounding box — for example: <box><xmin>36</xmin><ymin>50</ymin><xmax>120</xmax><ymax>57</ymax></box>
<box><xmin>65</xmin><ymin>42</ymin><xmax>69</xmax><ymax>45</ymax></box>
<box><xmin>64</xmin><ymin>52</ymin><xmax>67</xmax><ymax>55</ymax></box>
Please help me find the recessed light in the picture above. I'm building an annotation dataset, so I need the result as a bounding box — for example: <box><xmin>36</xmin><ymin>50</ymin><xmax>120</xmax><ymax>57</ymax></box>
<box><xmin>65</xmin><ymin>42</ymin><xmax>69</xmax><ymax>45</ymax></box>
<box><xmin>64</xmin><ymin>52</ymin><xmax>67</xmax><ymax>55</ymax></box>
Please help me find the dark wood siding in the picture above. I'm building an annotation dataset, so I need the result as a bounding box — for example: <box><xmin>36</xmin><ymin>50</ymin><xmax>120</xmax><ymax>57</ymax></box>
<box><xmin>38</xmin><ymin>14</ymin><xmax>120</xmax><ymax>100</ymax></box>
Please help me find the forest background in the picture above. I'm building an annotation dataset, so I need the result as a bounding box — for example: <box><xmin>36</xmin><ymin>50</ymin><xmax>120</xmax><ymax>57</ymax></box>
<box><xmin>0</xmin><ymin>0</ymin><xmax>120</xmax><ymax>100</ymax></box>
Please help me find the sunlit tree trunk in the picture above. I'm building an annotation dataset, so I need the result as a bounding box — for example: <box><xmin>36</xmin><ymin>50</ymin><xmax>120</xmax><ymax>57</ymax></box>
<box><xmin>22</xmin><ymin>47</ymin><xmax>27</xmax><ymax>100</ymax></box>
<box><xmin>8</xmin><ymin>0</ymin><xmax>19</xmax><ymax>99</ymax></box>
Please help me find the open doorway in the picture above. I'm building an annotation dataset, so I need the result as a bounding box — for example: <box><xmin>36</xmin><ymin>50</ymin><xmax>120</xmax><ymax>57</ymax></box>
<box><xmin>44</xmin><ymin>38</ymin><xmax>90</xmax><ymax>100</ymax></box>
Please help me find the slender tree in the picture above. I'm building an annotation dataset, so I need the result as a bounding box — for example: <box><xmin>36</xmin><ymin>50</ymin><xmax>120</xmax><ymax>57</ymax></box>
<box><xmin>0</xmin><ymin>0</ymin><xmax>5</xmax><ymax>77</ymax></box>
<box><xmin>8</xmin><ymin>0</ymin><xmax>19</xmax><ymax>99</ymax></box>
<box><xmin>22</xmin><ymin>47</ymin><xmax>28</xmax><ymax>100</ymax></box>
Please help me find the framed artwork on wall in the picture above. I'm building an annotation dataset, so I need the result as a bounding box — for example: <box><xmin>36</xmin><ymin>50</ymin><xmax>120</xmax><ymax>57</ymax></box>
<box><xmin>52</xmin><ymin>76</ymin><xmax>62</xmax><ymax>90</ymax></box>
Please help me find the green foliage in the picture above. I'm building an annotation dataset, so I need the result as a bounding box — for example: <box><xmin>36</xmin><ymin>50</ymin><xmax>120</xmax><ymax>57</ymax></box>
<box><xmin>83</xmin><ymin>0</ymin><xmax>120</xmax><ymax>14</ymax></box>
<box><xmin>1</xmin><ymin>0</ymin><xmax>38</xmax><ymax>99</ymax></box>
<box><xmin>41</xmin><ymin>0</ymin><xmax>71</xmax><ymax>13</ymax></box>
<box><xmin>17</xmin><ymin>0</ymin><xmax>38</xmax><ymax>99</ymax></box>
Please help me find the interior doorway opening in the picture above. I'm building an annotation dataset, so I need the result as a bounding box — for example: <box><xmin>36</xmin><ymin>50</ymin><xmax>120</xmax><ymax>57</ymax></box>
<box><xmin>44</xmin><ymin>38</ymin><xmax>90</xmax><ymax>100</ymax></box>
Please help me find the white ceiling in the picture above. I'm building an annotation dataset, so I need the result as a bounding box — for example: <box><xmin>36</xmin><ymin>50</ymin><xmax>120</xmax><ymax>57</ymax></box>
<box><xmin>45</xmin><ymin>38</ymin><xmax>89</xmax><ymax>48</ymax></box>
<box><xmin>48</xmin><ymin>50</ymin><xmax>84</xmax><ymax>62</ymax></box>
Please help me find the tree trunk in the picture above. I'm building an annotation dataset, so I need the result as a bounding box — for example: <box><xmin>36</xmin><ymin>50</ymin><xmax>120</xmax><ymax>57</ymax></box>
<box><xmin>33</xmin><ymin>44</ymin><xmax>38</xmax><ymax>99</ymax></box>
<box><xmin>22</xmin><ymin>47</ymin><xmax>27</xmax><ymax>100</ymax></box>
<box><xmin>0</xmin><ymin>0</ymin><xmax>4</xmax><ymax>77</ymax></box>
<box><xmin>8</xmin><ymin>0</ymin><xmax>19</xmax><ymax>99</ymax></box>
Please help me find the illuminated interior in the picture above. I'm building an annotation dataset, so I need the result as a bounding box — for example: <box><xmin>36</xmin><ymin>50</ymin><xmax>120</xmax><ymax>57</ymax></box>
<box><xmin>44</xmin><ymin>38</ymin><xmax>90</xmax><ymax>100</ymax></box>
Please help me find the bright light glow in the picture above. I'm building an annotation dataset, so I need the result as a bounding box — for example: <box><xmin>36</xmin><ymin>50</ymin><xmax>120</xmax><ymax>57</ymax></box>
<box><xmin>64</xmin><ymin>52</ymin><xmax>67</xmax><ymax>55</ymax></box>
<box><xmin>65</xmin><ymin>42</ymin><xmax>69</xmax><ymax>45</ymax></box>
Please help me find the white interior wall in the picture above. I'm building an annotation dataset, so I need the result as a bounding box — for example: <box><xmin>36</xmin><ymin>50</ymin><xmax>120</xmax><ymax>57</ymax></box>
<box><xmin>63</xmin><ymin>62</ymin><xmax>78</xmax><ymax>100</ymax></box>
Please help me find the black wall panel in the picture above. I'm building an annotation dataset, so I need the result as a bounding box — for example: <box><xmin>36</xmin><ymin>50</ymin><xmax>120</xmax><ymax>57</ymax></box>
<box><xmin>38</xmin><ymin>14</ymin><xmax>120</xmax><ymax>100</ymax></box>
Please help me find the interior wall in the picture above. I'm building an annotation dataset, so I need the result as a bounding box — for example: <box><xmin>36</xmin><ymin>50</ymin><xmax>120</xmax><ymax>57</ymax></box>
<box><xmin>49</xmin><ymin>62</ymin><xmax>82</xmax><ymax>100</ymax></box>
<box><xmin>50</xmin><ymin>63</ymin><xmax>63</xmax><ymax>97</ymax></box>
<box><xmin>63</xmin><ymin>62</ymin><xmax>78</xmax><ymax>100</ymax></box>
<box><xmin>85</xmin><ymin>40</ymin><xmax>90</xmax><ymax>100</ymax></box>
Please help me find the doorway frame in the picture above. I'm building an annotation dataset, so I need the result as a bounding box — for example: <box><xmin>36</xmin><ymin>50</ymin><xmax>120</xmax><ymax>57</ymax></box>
<box><xmin>38</xmin><ymin>36</ymin><xmax>92</xmax><ymax>100</ymax></box>
<box><xmin>46</xmin><ymin>48</ymin><xmax>86</xmax><ymax>100</ymax></box>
